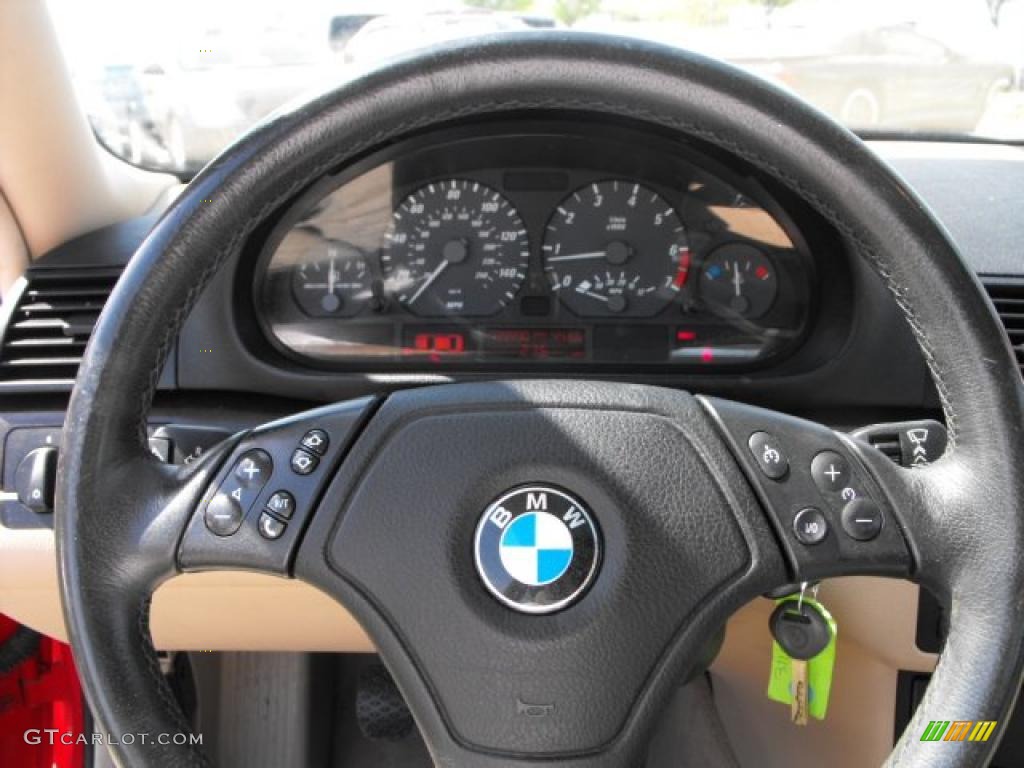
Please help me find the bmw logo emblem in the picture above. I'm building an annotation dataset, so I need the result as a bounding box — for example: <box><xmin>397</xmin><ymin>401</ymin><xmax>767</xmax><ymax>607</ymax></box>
<box><xmin>474</xmin><ymin>485</ymin><xmax>601</xmax><ymax>615</ymax></box>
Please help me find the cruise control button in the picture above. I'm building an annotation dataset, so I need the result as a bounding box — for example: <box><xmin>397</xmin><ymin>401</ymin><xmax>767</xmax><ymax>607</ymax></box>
<box><xmin>258</xmin><ymin>511</ymin><xmax>287</xmax><ymax>540</ymax></box>
<box><xmin>841</xmin><ymin>498</ymin><xmax>884</xmax><ymax>541</ymax></box>
<box><xmin>748</xmin><ymin>431</ymin><xmax>789</xmax><ymax>480</ymax></box>
<box><xmin>205</xmin><ymin>493</ymin><xmax>244</xmax><ymax>536</ymax></box>
<box><xmin>300</xmin><ymin>429</ymin><xmax>329</xmax><ymax>456</ymax></box>
<box><xmin>792</xmin><ymin>507</ymin><xmax>828</xmax><ymax>545</ymax></box>
<box><xmin>234</xmin><ymin>450</ymin><xmax>273</xmax><ymax>487</ymax></box>
<box><xmin>810</xmin><ymin>451</ymin><xmax>850</xmax><ymax>493</ymax></box>
<box><xmin>290</xmin><ymin>449</ymin><xmax>319</xmax><ymax>475</ymax></box>
<box><xmin>265</xmin><ymin>491</ymin><xmax>295</xmax><ymax>520</ymax></box>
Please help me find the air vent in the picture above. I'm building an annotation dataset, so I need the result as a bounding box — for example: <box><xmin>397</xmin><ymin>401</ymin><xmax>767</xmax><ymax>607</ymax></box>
<box><xmin>0</xmin><ymin>270</ymin><xmax>120</xmax><ymax>386</ymax></box>
<box><xmin>864</xmin><ymin>433</ymin><xmax>903</xmax><ymax>465</ymax></box>
<box><xmin>982</xmin><ymin>276</ymin><xmax>1024</xmax><ymax>379</ymax></box>
<box><xmin>851</xmin><ymin>420</ymin><xmax>948</xmax><ymax>468</ymax></box>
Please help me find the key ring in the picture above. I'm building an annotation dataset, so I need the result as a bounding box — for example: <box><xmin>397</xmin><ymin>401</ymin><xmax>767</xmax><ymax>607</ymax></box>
<box><xmin>795</xmin><ymin>581</ymin><xmax>820</xmax><ymax>614</ymax></box>
<box><xmin>796</xmin><ymin>581</ymin><xmax>809</xmax><ymax>614</ymax></box>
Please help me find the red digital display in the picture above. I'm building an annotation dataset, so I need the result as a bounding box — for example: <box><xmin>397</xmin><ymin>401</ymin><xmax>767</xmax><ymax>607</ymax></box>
<box><xmin>482</xmin><ymin>328</ymin><xmax>586</xmax><ymax>360</ymax></box>
<box><xmin>412</xmin><ymin>332</ymin><xmax>466</xmax><ymax>353</ymax></box>
<box><xmin>401</xmin><ymin>328</ymin><xmax>470</xmax><ymax>362</ymax></box>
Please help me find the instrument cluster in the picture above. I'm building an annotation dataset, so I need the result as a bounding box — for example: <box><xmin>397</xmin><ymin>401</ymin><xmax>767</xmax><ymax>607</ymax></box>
<box><xmin>255</xmin><ymin>122</ymin><xmax>814</xmax><ymax>370</ymax></box>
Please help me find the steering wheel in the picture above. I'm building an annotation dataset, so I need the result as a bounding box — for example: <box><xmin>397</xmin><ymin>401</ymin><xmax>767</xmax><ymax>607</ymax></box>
<box><xmin>56</xmin><ymin>34</ymin><xmax>1024</xmax><ymax>768</ymax></box>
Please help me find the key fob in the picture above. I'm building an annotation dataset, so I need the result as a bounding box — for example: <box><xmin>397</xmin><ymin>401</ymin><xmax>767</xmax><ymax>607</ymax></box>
<box><xmin>769</xmin><ymin>601</ymin><xmax>831</xmax><ymax>660</ymax></box>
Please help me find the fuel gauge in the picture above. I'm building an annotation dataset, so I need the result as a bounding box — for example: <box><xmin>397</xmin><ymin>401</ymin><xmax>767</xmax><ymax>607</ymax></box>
<box><xmin>699</xmin><ymin>243</ymin><xmax>778</xmax><ymax>319</ymax></box>
<box><xmin>291</xmin><ymin>237</ymin><xmax>373</xmax><ymax>318</ymax></box>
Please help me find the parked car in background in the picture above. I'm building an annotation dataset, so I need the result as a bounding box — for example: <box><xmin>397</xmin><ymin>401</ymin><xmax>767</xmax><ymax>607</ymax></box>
<box><xmin>585</xmin><ymin>0</ymin><xmax>1014</xmax><ymax>134</ymax></box>
<box><xmin>74</xmin><ymin>6</ymin><xmax>546</xmax><ymax>172</ymax></box>
<box><xmin>743</xmin><ymin>0</ymin><xmax>1015</xmax><ymax>132</ymax></box>
<box><xmin>72</xmin><ymin>5</ymin><xmax>333</xmax><ymax>173</ymax></box>
<box><xmin>328</xmin><ymin>13</ymin><xmax>380</xmax><ymax>53</ymax></box>
<box><xmin>994</xmin><ymin>0</ymin><xmax>1024</xmax><ymax>87</ymax></box>
<box><xmin>74</xmin><ymin>63</ymin><xmax>167</xmax><ymax>167</ymax></box>
<box><xmin>136</xmin><ymin>22</ymin><xmax>331</xmax><ymax>172</ymax></box>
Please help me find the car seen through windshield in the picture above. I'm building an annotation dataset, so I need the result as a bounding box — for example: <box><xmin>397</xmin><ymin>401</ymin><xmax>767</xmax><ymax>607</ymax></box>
<box><xmin>48</xmin><ymin>0</ymin><xmax>1024</xmax><ymax>175</ymax></box>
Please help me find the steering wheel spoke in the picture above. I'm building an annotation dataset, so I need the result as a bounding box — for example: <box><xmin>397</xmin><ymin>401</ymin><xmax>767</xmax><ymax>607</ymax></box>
<box><xmin>702</xmin><ymin>397</ymin><xmax>915</xmax><ymax>583</ymax></box>
<box><xmin>177</xmin><ymin>398</ymin><xmax>375</xmax><ymax>574</ymax></box>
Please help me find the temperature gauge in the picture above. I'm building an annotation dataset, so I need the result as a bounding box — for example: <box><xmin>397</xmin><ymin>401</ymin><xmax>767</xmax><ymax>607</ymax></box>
<box><xmin>699</xmin><ymin>244</ymin><xmax>778</xmax><ymax>319</ymax></box>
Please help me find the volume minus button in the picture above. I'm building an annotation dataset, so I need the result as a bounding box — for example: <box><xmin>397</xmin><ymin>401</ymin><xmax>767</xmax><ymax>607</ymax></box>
<box><xmin>204</xmin><ymin>493</ymin><xmax>243</xmax><ymax>536</ymax></box>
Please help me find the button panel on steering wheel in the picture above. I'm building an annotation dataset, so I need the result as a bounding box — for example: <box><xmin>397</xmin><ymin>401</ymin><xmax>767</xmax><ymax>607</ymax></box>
<box><xmin>702</xmin><ymin>397</ymin><xmax>911</xmax><ymax>581</ymax></box>
<box><xmin>178</xmin><ymin>397</ymin><xmax>375</xmax><ymax>574</ymax></box>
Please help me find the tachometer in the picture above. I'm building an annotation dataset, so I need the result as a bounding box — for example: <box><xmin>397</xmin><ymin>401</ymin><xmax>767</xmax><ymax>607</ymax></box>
<box><xmin>381</xmin><ymin>179</ymin><xmax>529</xmax><ymax>317</ymax></box>
<box><xmin>542</xmin><ymin>180</ymin><xmax>690</xmax><ymax>317</ymax></box>
<box><xmin>699</xmin><ymin>243</ymin><xmax>778</xmax><ymax>319</ymax></box>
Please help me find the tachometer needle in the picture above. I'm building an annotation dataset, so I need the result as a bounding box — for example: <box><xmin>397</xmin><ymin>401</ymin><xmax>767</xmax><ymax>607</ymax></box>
<box><xmin>407</xmin><ymin>259</ymin><xmax>449</xmax><ymax>305</ymax></box>
<box><xmin>577</xmin><ymin>289</ymin><xmax>609</xmax><ymax>303</ymax></box>
<box><xmin>547</xmin><ymin>251</ymin><xmax>607</xmax><ymax>263</ymax></box>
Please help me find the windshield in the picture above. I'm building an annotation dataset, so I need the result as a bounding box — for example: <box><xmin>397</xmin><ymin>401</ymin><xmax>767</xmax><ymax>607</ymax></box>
<box><xmin>49</xmin><ymin>0</ymin><xmax>1024</xmax><ymax>175</ymax></box>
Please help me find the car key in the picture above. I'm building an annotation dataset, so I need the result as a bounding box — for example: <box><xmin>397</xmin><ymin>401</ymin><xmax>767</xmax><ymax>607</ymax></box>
<box><xmin>769</xmin><ymin>600</ymin><xmax>832</xmax><ymax>725</ymax></box>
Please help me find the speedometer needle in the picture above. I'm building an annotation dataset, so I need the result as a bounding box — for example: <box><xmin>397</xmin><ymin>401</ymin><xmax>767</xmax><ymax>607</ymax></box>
<box><xmin>547</xmin><ymin>251</ymin><xmax>607</xmax><ymax>263</ymax></box>
<box><xmin>577</xmin><ymin>289</ymin><xmax>609</xmax><ymax>303</ymax></box>
<box><xmin>407</xmin><ymin>259</ymin><xmax>449</xmax><ymax>305</ymax></box>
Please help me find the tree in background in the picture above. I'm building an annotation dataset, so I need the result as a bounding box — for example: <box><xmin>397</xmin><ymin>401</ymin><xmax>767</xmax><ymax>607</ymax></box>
<box><xmin>464</xmin><ymin>0</ymin><xmax>535</xmax><ymax>11</ymax></box>
<box><xmin>554</xmin><ymin>0</ymin><xmax>603</xmax><ymax>25</ymax></box>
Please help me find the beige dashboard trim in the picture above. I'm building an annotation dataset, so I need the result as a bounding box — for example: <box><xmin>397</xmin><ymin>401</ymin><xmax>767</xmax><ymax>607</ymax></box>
<box><xmin>2</xmin><ymin>524</ymin><xmax>937</xmax><ymax>668</ymax></box>
<box><xmin>0</xmin><ymin>524</ymin><xmax>374</xmax><ymax>651</ymax></box>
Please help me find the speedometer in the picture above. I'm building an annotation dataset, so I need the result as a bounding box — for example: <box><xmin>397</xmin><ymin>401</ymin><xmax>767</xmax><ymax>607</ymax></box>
<box><xmin>381</xmin><ymin>179</ymin><xmax>530</xmax><ymax>317</ymax></box>
<box><xmin>542</xmin><ymin>181</ymin><xmax>690</xmax><ymax>317</ymax></box>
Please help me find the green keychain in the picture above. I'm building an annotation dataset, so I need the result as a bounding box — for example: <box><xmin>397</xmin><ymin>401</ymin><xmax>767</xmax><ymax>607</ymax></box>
<box><xmin>767</xmin><ymin>594</ymin><xmax>837</xmax><ymax>723</ymax></box>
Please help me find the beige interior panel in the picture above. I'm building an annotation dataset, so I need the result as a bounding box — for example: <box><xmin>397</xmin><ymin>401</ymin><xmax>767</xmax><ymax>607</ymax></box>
<box><xmin>2</xmin><ymin>520</ymin><xmax>935</xmax><ymax>666</ymax></box>
<box><xmin>1</xmin><ymin>525</ymin><xmax>936</xmax><ymax>666</ymax></box>
<box><xmin>149</xmin><ymin>573</ymin><xmax>375</xmax><ymax>652</ymax></box>
<box><xmin>0</xmin><ymin>523</ymin><xmax>373</xmax><ymax>651</ymax></box>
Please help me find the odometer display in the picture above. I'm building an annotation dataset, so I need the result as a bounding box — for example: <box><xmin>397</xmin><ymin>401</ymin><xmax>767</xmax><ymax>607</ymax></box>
<box><xmin>480</xmin><ymin>327</ymin><xmax>587</xmax><ymax>360</ymax></box>
<box><xmin>381</xmin><ymin>179</ymin><xmax>529</xmax><ymax>317</ymax></box>
<box><xmin>542</xmin><ymin>180</ymin><xmax>690</xmax><ymax>318</ymax></box>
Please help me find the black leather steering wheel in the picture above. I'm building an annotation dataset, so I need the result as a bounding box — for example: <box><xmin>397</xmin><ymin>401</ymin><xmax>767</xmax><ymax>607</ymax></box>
<box><xmin>56</xmin><ymin>34</ymin><xmax>1024</xmax><ymax>768</ymax></box>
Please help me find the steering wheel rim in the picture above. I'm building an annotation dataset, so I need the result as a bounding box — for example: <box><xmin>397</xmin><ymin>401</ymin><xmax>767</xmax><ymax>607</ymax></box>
<box><xmin>56</xmin><ymin>32</ymin><xmax>1024</xmax><ymax>767</ymax></box>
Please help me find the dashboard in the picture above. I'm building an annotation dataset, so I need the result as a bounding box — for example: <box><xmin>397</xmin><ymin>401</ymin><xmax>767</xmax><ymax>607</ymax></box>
<box><xmin>254</xmin><ymin>122</ymin><xmax>819</xmax><ymax>372</ymax></box>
